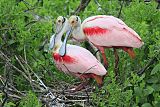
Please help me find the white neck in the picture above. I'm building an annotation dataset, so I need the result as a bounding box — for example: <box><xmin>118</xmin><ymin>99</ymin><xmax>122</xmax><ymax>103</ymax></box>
<box><xmin>53</xmin><ymin>27</ymin><xmax>65</xmax><ymax>53</ymax></box>
<box><xmin>72</xmin><ymin>24</ymin><xmax>86</xmax><ymax>41</ymax></box>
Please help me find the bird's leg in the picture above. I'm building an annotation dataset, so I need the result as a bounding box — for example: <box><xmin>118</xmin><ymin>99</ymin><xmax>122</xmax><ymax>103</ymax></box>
<box><xmin>98</xmin><ymin>47</ymin><xmax>109</xmax><ymax>69</ymax></box>
<box><xmin>67</xmin><ymin>74</ymin><xmax>89</xmax><ymax>92</ymax></box>
<box><xmin>113</xmin><ymin>48</ymin><xmax>119</xmax><ymax>77</ymax></box>
<box><xmin>123</xmin><ymin>47</ymin><xmax>135</xmax><ymax>59</ymax></box>
<box><xmin>69</xmin><ymin>80</ymin><xmax>88</xmax><ymax>92</ymax></box>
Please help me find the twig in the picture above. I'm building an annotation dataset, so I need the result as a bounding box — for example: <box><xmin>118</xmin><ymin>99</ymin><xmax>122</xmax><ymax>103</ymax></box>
<box><xmin>59</xmin><ymin>99</ymin><xmax>88</xmax><ymax>103</ymax></box>
<box><xmin>22</xmin><ymin>0</ymin><xmax>33</xmax><ymax>7</ymax></box>
<box><xmin>73</xmin><ymin>0</ymin><xmax>91</xmax><ymax>15</ymax></box>
<box><xmin>23</xmin><ymin>45</ymin><xmax>27</xmax><ymax>64</ymax></box>
<box><xmin>82</xmin><ymin>65</ymin><xmax>97</xmax><ymax>74</ymax></box>
<box><xmin>0</xmin><ymin>51</ymin><xmax>41</xmax><ymax>90</ymax></box>
<box><xmin>31</xmin><ymin>55</ymin><xmax>50</xmax><ymax>73</ymax></box>
<box><xmin>157</xmin><ymin>1</ymin><xmax>160</xmax><ymax>9</ymax></box>
<box><xmin>7</xmin><ymin>94</ymin><xmax>21</xmax><ymax>99</ymax></box>
<box><xmin>1</xmin><ymin>65</ymin><xmax>10</xmax><ymax>107</ymax></box>
<box><xmin>25</xmin><ymin>20</ymin><xmax>38</xmax><ymax>27</ymax></box>
<box><xmin>0</xmin><ymin>52</ymin><xmax>29</xmax><ymax>82</ymax></box>
<box><xmin>137</xmin><ymin>56</ymin><xmax>157</xmax><ymax>75</ymax></box>
<box><xmin>117</xmin><ymin>0</ymin><xmax>125</xmax><ymax>18</ymax></box>
<box><xmin>137</xmin><ymin>48</ymin><xmax>160</xmax><ymax>75</ymax></box>
<box><xmin>84</xmin><ymin>88</ymin><xmax>90</xmax><ymax>103</ymax></box>
<box><xmin>94</xmin><ymin>0</ymin><xmax>106</xmax><ymax>13</ymax></box>
<box><xmin>0</xmin><ymin>50</ymin><xmax>93</xmax><ymax>106</ymax></box>
<box><xmin>38</xmin><ymin>37</ymin><xmax>48</xmax><ymax>51</ymax></box>
<box><xmin>0</xmin><ymin>27</ymin><xmax>14</xmax><ymax>31</ymax></box>
<box><xmin>18</xmin><ymin>56</ymin><xmax>63</xmax><ymax>105</ymax></box>
<box><xmin>94</xmin><ymin>0</ymin><xmax>101</xmax><ymax>8</ymax></box>
<box><xmin>15</xmin><ymin>55</ymin><xmax>32</xmax><ymax>82</ymax></box>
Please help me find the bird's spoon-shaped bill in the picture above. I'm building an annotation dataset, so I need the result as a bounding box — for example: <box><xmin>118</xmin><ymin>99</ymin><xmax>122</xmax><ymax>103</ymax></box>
<box><xmin>49</xmin><ymin>34</ymin><xmax>56</xmax><ymax>50</ymax></box>
<box><xmin>59</xmin><ymin>27</ymin><xmax>73</xmax><ymax>56</ymax></box>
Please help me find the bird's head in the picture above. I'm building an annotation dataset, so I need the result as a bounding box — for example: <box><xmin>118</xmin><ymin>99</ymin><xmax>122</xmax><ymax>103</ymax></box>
<box><xmin>55</xmin><ymin>16</ymin><xmax>69</xmax><ymax>33</ymax></box>
<box><xmin>58</xmin><ymin>16</ymin><xmax>83</xmax><ymax>56</ymax></box>
<box><xmin>49</xmin><ymin>16</ymin><xmax>69</xmax><ymax>50</ymax></box>
<box><xmin>69</xmin><ymin>15</ymin><xmax>81</xmax><ymax>28</ymax></box>
<box><xmin>58</xmin><ymin>15</ymin><xmax>81</xmax><ymax>56</ymax></box>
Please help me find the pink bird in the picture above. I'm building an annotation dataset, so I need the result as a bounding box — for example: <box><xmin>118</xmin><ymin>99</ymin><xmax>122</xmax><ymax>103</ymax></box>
<box><xmin>62</xmin><ymin>15</ymin><xmax>144</xmax><ymax>76</ymax></box>
<box><xmin>49</xmin><ymin>16</ymin><xmax>107</xmax><ymax>92</ymax></box>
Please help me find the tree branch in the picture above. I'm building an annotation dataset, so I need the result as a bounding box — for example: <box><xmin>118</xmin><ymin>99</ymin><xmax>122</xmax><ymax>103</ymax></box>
<box><xmin>73</xmin><ymin>0</ymin><xmax>91</xmax><ymax>15</ymax></box>
<box><xmin>137</xmin><ymin>56</ymin><xmax>157</xmax><ymax>75</ymax></box>
<box><xmin>117</xmin><ymin>0</ymin><xmax>125</xmax><ymax>18</ymax></box>
<box><xmin>1</xmin><ymin>65</ymin><xmax>10</xmax><ymax>107</ymax></box>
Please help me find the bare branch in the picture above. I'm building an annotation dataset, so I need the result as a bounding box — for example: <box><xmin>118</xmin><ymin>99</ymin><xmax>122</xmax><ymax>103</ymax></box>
<box><xmin>1</xmin><ymin>66</ymin><xmax>9</xmax><ymax>107</ymax></box>
<box><xmin>73</xmin><ymin>0</ymin><xmax>91</xmax><ymax>15</ymax></box>
<box><xmin>117</xmin><ymin>0</ymin><xmax>125</xmax><ymax>18</ymax></box>
<box><xmin>137</xmin><ymin>50</ymin><xmax>159</xmax><ymax>75</ymax></box>
<box><xmin>137</xmin><ymin>57</ymin><xmax>157</xmax><ymax>75</ymax></box>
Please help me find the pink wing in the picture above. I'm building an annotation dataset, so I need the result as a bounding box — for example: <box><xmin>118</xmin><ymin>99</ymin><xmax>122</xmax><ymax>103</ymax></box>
<box><xmin>82</xmin><ymin>15</ymin><xmax>144</xmax><ymax>48</ymax></box>
<box><xmin>53</xmin><ymin>44</ymin><xmax>107</xmax><ymax>76</ymax></box>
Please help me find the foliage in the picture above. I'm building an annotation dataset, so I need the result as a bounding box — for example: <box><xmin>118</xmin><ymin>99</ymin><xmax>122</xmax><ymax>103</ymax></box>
<box><xmin>19</xmin><ymin>91</ymin><xmax>42</xmax><ymax>107</ymax></box>
<box><xmin>0</xmin><ymin>0</ymin><xmax>160</xmax><ymax>107</ymax></box>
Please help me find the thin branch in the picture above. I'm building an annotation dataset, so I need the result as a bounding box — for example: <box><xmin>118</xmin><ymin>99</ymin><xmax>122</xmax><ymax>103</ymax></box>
<box><xmin>25</xmin><ymin>20</ymin><xmax>38</xmax><ymax>27</ymax></box>
<box><xmin>82</xmin><ymin>65</ymin><xmax>97</xmax><ymax>74</ymax></box>
<box><xmin>73</xmin><ymin>0</ymin><xmax>91</xmax><ymax>15</ymax></box>
<box><xmin>137</xmin><ymin>57</ymin><xmax>157</xmax><ymax>75</ymax></box>
<box><xmin>94</xmin><ymin>0</ymin><xmax>101</xmax><ymax>8</ymax></box>
<box><xmin>94</xmin><ymin>0</ymin><xmax>106</xmax><ymax>13</ymax></box>
<box><xmin>23</xmin><ymin>45</ymin><xmax>27</xmax><ymax>64</ymax></box>
<box><xmin>18</xmin><ymin>56</ymin><xmax>62</xmax><ymax>103</ymax></box>
<box><xmin>0</xmin><ymin>50</ymin><xmax>93</xmax><ymax>106</ymax></box>
<box><xmin>1</xmin><ymin>65</ymin><xmax>10</xmax><ymax>107</ymax></box>
<box><xmin>117</xmin><ymin>0</ymin><xmax>125</xmax><ymax>18</ymax></box>
<box><xmin>137</xmin><ymin>49</ymin><xmax>160</xmax><ymax>75</ymax></box>
<box><xmin>15</xmin><ymin>55</ymin><xmax>32</xmax><ymax>81</ymax></box>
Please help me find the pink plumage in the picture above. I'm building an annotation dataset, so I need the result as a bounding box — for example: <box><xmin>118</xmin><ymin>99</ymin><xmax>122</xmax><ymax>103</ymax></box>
<box><xmin>53</xmin><ymin>44</ymin><xmax>107</xmax><ymax>77</ymax></box>
<box><xmin>68</xmin><ymin>15</ymin><xmax>144</xmax><ymax>76</ymax></box>
<box><xmin>82</xmin><ymin>15</ymin><xmax>143</xmax><ymax>48</ymax></box>
<box><xmin>50</xmin><ymin>16</ymin><xmax>107</xmax><ymax>91</ymax></box>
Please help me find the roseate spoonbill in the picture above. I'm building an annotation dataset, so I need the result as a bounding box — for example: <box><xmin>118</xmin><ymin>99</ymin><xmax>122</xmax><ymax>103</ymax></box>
<box><xmin>61</xmin><ymin>15</ymin><xmax>144</xmax><ymax>76</ymax></box>
<box><xmin>49</xmin><ymin>16</ymin><xmax>107</xmax><ymax>92</ymax></box>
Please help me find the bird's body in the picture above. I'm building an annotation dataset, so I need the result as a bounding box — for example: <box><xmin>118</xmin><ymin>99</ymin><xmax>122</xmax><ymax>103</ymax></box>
<box><xmin>53</xmin><ymin>44</ymin><xmax>106</xmax><ymax>77</ymax></box>
<box><xmin>68</xmin><ymin>15</ymin><xmax>144</xmax><ymax>76</ymax></box>
<box><xmin>50</xmin><ymin>16</ymin><xmax>107</xmax><ymax>91</ymax></box>
<box><xmin>72</xmin><ymin>15</ymin><xmax>143</xmax><ymax>48</ymax></box>
<box><xmin>82</xmin><ymin>15</ymin><xmax>143</xmax><ymax>48</ymax></box>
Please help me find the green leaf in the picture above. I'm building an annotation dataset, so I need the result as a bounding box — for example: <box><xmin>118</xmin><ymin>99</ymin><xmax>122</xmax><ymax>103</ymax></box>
<box><xmin>8</xmin><ymin>40</ymin><xmax>15</xmax><ymax>45</ymax></box>
<box><xmin>141</xmin><ymin>103</ymin><xmax>152</xmax><ymax>107</ymax></box>
<box><xmin>151</xmin><ymin>84</ymin><xmax>160</xmax><ymax>92</ymax></box>
<box><xmin>144</xmin><ymin>86</ymin><xmax>154</xmax><ymax>96</ymax></box>
<box><xmin>151</xmin><ymin>63</ymin><xmax>160</xmax><ymax>75</ymax></box>
<box><xmin>140</xmin><ymin>74</ymin><xmax>146</xmax><ymax>81</ymax></box>
<box><xmin>134</xmin><ymin>87</ymin><xmax>142</xmax><ymax>96</ymax></box>
<box><xmin>147</xmin><ymin>77</ymin><xmax>159</xmax><ymax>84</ymax></box>
<box><xmin>4</xmin><ymin>102</ymin><xmax>16</xmax><ymax>107</ymax></box>
<box><xmin>155</xmin><ymin>102</ymin><xmax>160</xmax><ymax>107</ymax></box>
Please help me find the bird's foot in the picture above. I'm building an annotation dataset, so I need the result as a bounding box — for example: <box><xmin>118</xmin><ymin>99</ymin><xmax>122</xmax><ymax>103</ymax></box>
<box><xmin>66</xmin><ymin>81</ymin><xmax>88</xmax><ymax>93</ymax></box>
